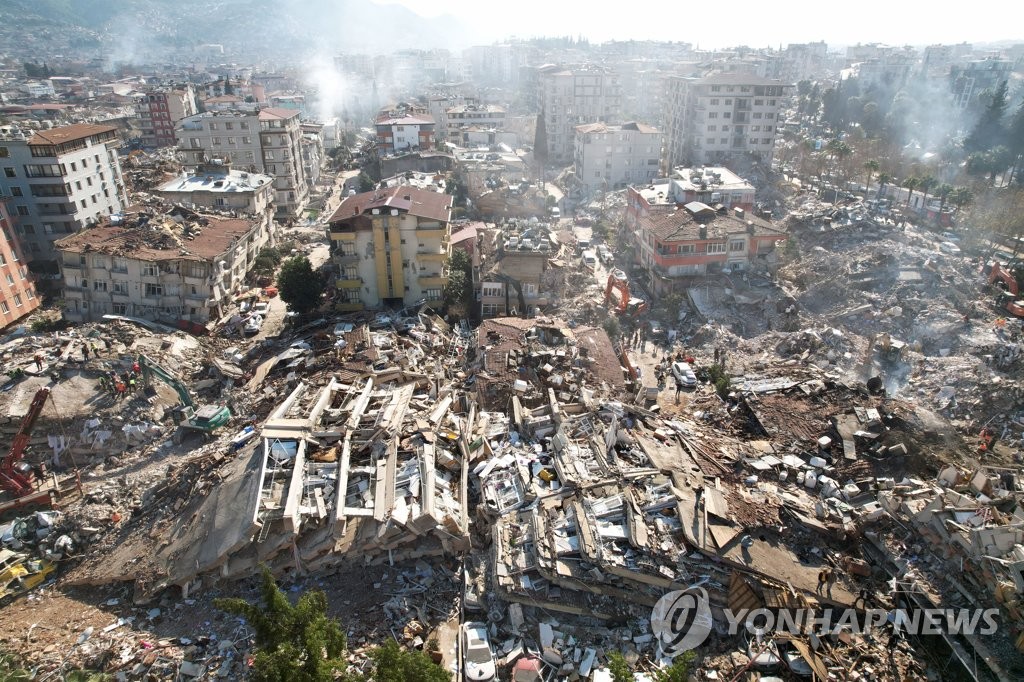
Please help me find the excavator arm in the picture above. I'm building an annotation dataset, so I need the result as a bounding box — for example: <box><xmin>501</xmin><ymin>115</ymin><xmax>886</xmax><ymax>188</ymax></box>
<box><xmin>1</xmin><ymin>388</ymin><xmax>50</xmax><ymax>497</ymax></box>
<box><xmin>137</xmin><ymin>355</ymin><xmax>196</xmax><ymax>411</ymax></box>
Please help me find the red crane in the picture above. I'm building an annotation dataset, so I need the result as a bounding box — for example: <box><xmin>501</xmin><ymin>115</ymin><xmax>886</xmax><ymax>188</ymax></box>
<box><xmin>0</xmin><ymin>387</ymin><xmax>50</xmax><ymax>498</ymax></box>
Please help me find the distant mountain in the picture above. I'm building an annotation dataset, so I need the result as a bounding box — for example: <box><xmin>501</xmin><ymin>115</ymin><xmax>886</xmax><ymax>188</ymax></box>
<box><xmin>0</xmin><ymin>0</ymin><xmax>472</xmax><ymax>62</ymax></box>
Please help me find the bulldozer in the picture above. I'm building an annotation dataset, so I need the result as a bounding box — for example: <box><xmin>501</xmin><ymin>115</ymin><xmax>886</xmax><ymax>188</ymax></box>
<box><xmin>985</xmin><ymin>260</ymin><xmax>1024</xmax><ymax>318</ymax></box>
<box><xmin>604</xmin><ymin>269</ymin><xmax>647</xmax><ymax>317</ymax></box>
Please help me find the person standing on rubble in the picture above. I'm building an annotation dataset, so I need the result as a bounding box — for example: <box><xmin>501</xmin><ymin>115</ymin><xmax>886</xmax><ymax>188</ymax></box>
<box><xmin>34</xmin><ymin>352</ymin><xmax>44</xmax><ymax>371</ymax></box>
<box><xmin>82</xmin><ymin>344</ymin><xmax>89</xmax><ymax>362</ymax></box>
<box><xmin>675</xmin><ymin>378</ymin><xmax>683</xmax><ymax>403</ymax></box>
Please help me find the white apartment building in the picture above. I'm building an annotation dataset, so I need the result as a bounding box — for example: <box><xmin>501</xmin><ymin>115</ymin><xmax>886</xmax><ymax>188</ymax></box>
<box><xmin>177</xmin><ymin>108</ymin><xmax>308</xmax><ymax>220</ymax></box>
<box><xmin>664</xmin><ymin>72</ymin><xmax>789</xmax><ymax>169</ymax></box>
<box><xmin>538</xmin><ymin>65</ymin><xmax>622</xmax><ymax>164</ymax></box>
<box><xmin>0</xmin><ymin>123</ymin><xmax>127</xmax><ymax>271</ymax></box>
<box><xmin>55</xmin><ymin>208</ymin><xmax>271</xmax><ymax>325</ymax></box>
<box><xmin>443</xmin><ymin>104</ymin><xmax>507</xmax><ymax>146</ymax></box>
<box><xmin>572</xmin><ymin>122</ymin><xmax>662</xmax><ymax>199</ymax></box>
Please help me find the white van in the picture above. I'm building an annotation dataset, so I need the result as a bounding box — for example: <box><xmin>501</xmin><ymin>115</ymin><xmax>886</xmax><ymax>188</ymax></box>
<box><xmin>581</xmin><ymin>250</ymin><xmax>597</xmax><ymax>269</ymax></box>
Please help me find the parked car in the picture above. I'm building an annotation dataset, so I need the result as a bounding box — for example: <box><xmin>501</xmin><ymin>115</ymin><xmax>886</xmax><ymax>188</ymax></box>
<box><xmin>333</xmin><ymin>322</ymin><xmax>355</xmax><ymax>336</ymax></box>
<box><xmin>370</xmin><ymin>313</ymin><xmax>393</xmax><ymax>330</ymax></box>
<box><xmin>252</xmin><ymin>302</ymin><xmax>270</xmax><ymax>317</ymax></box>
<box><xmin>597</xmin><ymin>245</ymin><xmax>614</xmax><ymax>265</ymax></box>
<box><xmin>461</xmin><ymin>622</ymin><xmax>496</xmax><ymax>681</ymax></box>
<box><xmin>939</xmin><ymin>241</ymin><xmax>962</xmax><ymax>255</ymax></box>
<box><xmin>648</xmin><ymin>319</ymin><xmax>665</xmax><ymax>337</ymax></box>
<box><xmin>243</xmin><ymin>314</ymin><xmax>264</xmax><ymax>336</ymax></box>
<box><xmin>671</xmin><ymin>361</ymin><xmax>697</xmax><ymax>388</ymax></box>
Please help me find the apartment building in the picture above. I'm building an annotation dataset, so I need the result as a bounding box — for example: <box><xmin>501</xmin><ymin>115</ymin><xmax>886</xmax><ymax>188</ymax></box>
<box><xmin>0</xmin><ymin>123</ymin><xmax>127</xmax><ymax>273</ymax></box>
<box><xmin>443</xmin><ymin>104</ymin><xmax>507</xmax><ymax>144</ymax></box>
<box><xmin>327</xmin><ymin>186</ymin><xmax>452</xmax><ymax>312</ymax></box>
<box><xmin>572</xmin><ymin>122</ymin><xmax>662</xmax><ymax>199</ymax></box>
<box><xmin>177</xmin><ymin>108</ymin><xmax>308</xmax><ymax>220</ymax></box>
<box><xmin>374</xmin><ymin>114</ymin><xmax>435</xmax><ymax>156</ymax></box>
<box><xmin>136</xmin><ymin>86</ymin><xmax>198</xmax><ymax>148</ymax></box>
<box><xmin>538</xmin><ymin>65</ymin><xmax>622</xmax><ymax>164</ymax></box>
<box><xmin>154</xmin><ymin>160</ymin><xmax>275</xmax><ymax>240</ymax></box>
<box><xmin>664</xmin><ymin>72</ymin><xmax>789</xmax><ymax>169</ymax></box>
<box><xmin>55</xmin><ymin>207</ymin><xmax>270</xmax><ymax>326</ymax></box>
<box><xmin>631</xmin><ymin>202</ymin><xmax>786</xmax><ymax>295</ymax></box>
<box><xmin>0</xmin><ymin>198</ymin><xmax>39</xmax><ymax>327</ymax></box>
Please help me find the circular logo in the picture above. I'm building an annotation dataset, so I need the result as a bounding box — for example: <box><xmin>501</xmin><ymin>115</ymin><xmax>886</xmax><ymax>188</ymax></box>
<box><xmin>651</xmin><ymin>588</ymin><xmax>714</xmax><ymax>655</ymax></box>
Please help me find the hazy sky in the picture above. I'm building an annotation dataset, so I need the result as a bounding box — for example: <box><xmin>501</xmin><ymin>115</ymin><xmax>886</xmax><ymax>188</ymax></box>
<box><xmin>373</xmin><ymin>0</ymin><xmax>1020</xmax><ymax>50</ymax></box>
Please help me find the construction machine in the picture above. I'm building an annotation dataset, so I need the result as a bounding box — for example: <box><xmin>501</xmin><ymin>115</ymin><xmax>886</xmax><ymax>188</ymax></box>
<box><xmin>137</xmin><ymin>355</ymin><xmax>232</xmax><ymax>444</ymax></box>
<box><xmin>604</xmin><ymin>269</ymin><xmax>647</xmax><ymax>317</ymax></box>
<box><xmin>0</xmin><ymin>388</ymin><xmax>54</xmax><ymax>511</ymax></box>
<box><xmin>985</xmin><ymin>260</ymin><xmax>1024</xmax><ymax>317</ymax></box>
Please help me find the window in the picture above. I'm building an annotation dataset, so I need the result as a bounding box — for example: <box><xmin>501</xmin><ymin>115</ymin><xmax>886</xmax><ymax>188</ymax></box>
<box><xmin>709</xmin><ymin>99</ymin><xmax>719</xmax><ymax>105</ymax></box>
<box><xmin>424</xmin><ymin>288</ymin><xmax>442</xmax><ymax>300</ymax></box>
<box><xmin>246</xmin><ymin>151</ymin><xmax>255</xmax><ymax>161</ymax></box>
<box><xmin>70</xmin><ymin>162</ymin><xmax>77</xmax><ymax>172</ymax></box>
<box><xmin>93</xmin><ymin>280</ymin><xmax>108</xmax><ymax>291</ymax></box>
<box><xmin>729</xmin><ymin>240</ymin><xmax>745</xmax><ymax>252</ymax></box>
<box><xmin>145</xmin><ymin>283</ymin><xmax>163</xmax><ymax>297</ymax></box>
<box><xmin>707</xmin><ymin>243</ymin><xmax>726</xmax><ymax>254</ymax></box>
<box><xmin>707</xmin><ymin>125</ymin><xmax>716</xmax><ymax>132</ymax></box>
<box><xmin>724</xmin><ymin>99</ymin><xmax>732</xmax><ymax>105</ymax></box>
<box><xmin>482</xmin><ymin>283</ymin><xmax>503</xmax><ymax>297</ymax></box>
<box><xmin>722</xmin><ymin>125</ymin><xmax>730</xmax><ymax>132</ymax></box>
<box><xmin>26</xmin><ymin>288</ymin><xmax>34</xmax><ymax>300</ymax></box>
<box><xmin>721</xmin><ymin>138</ymin><xmax>728</xmax><ymax>144</ymax></box>
<box><xmin>242</xmin><ymin>136</ymin><xmax>251</xmax><ymax>144</ymax></box>
<box><xmin>765</xmin><ymin>113</ymin><xmax>774</xmax><ymax>120</ymax></box>
<box><xmin>763</xmin><ymin>138</ymin><xmax>772</xmax><ymax>144</ymax></box>
<box><xmin>24</xmin><ymin>164</ymin><xmax>61</xmax><ymax>178</ymax></box>
<box><xmin>13</xmin><ymin>294</ymin><xmax>22</xmax><ymax>307</ymax></box>
<box><xmin>22</xmin><ymin>224</ymin><xmax>34</xmax><ymax>235</ymax></box>
<box><xmin>112</xmin><ymin>303</ymin><xmax>127</xmax><ymax>315</ymax></box>
<box><xmin>751</xmin><ymin>125</ymin><xmax>761</xmax><ymax>132</ymax></box>
<box><xmin>342</xmin><ymin>289</ymin><xmax>360</xmax><ymax>303</ymax></box>
<box><xmin>0</xmin><ymin>301</ymin><xmax>8</xmax><ymax>314</ymax></box>
<box><xmin>754</xmin><ymin>99</ymin><xmax>764</xmax><ymax>105</ymax></box>
<box><xmin>209</xmin><ymin>122</ymin><xmax>218</xmax><ymax>130</ymax></box>
<box><xmin>112</xmin><ymin>256</ymin><xmax>127</xmax><ymax>272</ymax></box>
<box><xmin>3</xmin><ymin>168</ymin><xmax>15</xmax><ymax>178</ymax></box>
<box><xmin>87</xmin><ymin>177</ymin><xmax>93</xmax><ymax>186</ymax></box>
<box><xmin>212</xmin><ymin>137</ymin><xmax>221</xmax><ymax>145</ymax></box>
<box><xmin>240</xmin><ymin>122</ymin><xmax>249</xmax><ymax>130</ymax></box>
<box><xmin>142</xmin><ymin>263</ymin><xmax>159</xmax><ymax>276</ymax></box>
<box><xmin>92</xmin><ymin>256</ymin><xmax>106</xmax><ymax>268</ymax></box>
<box><xmin>10</xmin><ymin>187</ymin><xmax>21</xmax><ymax>196</ymax></box>
<box><xmin>723</xmin><ymin>112</ymin><xmax>731</xmax><ymax>119</ymax></box>
<box><xmin>708</xmin><ymin>112</ymin><xmax>717</xmax><ymax>119</ymax></box>
<box><xmin>753</xmin><ymin>112</ymin><xmax>763</xmax><ymax>119</ymax></box>
<box><xmin>16</xmin><ymin>206</ymin><xmax>28</xmax><ymax>216</ymax></box>
<box><xmin>0</xmin><ymin>253</ymin><xmax>5</xmax><ymax>265</ymax></box>
<box><xmin>225</xmin><ymin>122</ymin><xmax>234</xmax><ymax>130</ymax></box>
<box><xmin>265</xmin><ymin>150</ymin><xmax>274</xmax><ymax>160</ymax></box>
<box><xmin>5</xmin><ymin>274</ymin><xmax>12</xmax><ymax>285</ymax></box>
<box><xmin>706</xmin><ymin>137</ymin><xmax>715</xmax><ymax>144</ymax></box>
<box><xmin>227</xmin><ymin>137</ymin><xmax>235</xmax><ymax>145</ymax></box>
<box><xmin>768</xmin><ymin>99</ymin><xmax>776</xmax><ymax>106</ymax></box>
<box><xmin>710</xmin><ymin>86</ymin><xmax>721</xmax><ymax>92</ymax></box>
<box><xmin>0</xmin><ymin>147</ymin><xmax>7</xmax><ymax>158</ymax></box>
<box><xmin>113</xmin><ymin>280</ymin><xmax>128</xmax><ymax>294</ymax></box>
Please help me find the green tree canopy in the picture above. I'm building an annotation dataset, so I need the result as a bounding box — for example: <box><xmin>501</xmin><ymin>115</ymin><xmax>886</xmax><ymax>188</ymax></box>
<box><xmin>443</xmin><ymin>247</ymin><xmax>472</xmax><ymax>317</ymax></box>
<box><xmin>606</xmin><ymin>651</ymin><xmax>633</xmax><ymax>682</ymax></box>
<box><xmin>966</xmin><ymin>80</ymin><xmax>1009</xmax><ymax>153</ymax></box>
<box><xmin>277</xmin><ymin>256</ymin><xmax>325</xmax><ymax>315</ymax></box>
<box><xmin>214</xmin><ymin>567</ymin><xmax>348</xmax><ymax>682</ymax></box>
<box><xmin>367</xmin><ymin>640</ymin><xmax>448</xmax><ymax>682</ymax></box>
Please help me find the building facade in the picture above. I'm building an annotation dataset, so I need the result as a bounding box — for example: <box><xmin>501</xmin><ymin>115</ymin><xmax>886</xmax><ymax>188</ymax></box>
<box><xmin>537</xmin><ymin>65</ymin><xmax>622</xmax><ymax>164</ymax></box>
<box><xmin>629</xmin><ymin>201</ymin><xmax>786</xmax><ymax>294</ymax></box>
<box><xmin>327</xmin><ymin>186</ymin><xmax>452</xmax><ymax>311</ymax></box>
<box><xmin>572</xmin><ymin>122</ymin><xmax>662</xmax><ymax>199</ymax></box>
<box><xmin>0</xmin><ymin>198</ymin><xmax>40</xmax><ymax>327</ymax></box>
<box><xmin>137</xmin><ymin>86</ymin><xmax>198</xmax><ymax>148</ymax></box>
<box><xmin>664</xmin><ymin>72</ymin><xmax>788</xmax><ymax>169</ymax></box>
<box><xmin>0</xmin><ymin>123</ymin><xmax>127</xmax><ymax>272</ymax></box>
<box><xmin>55</xmin><ymin>208</ymin><xmax>270</xmax><ymax>325</ymax></box>
<box><xmin>443</xmin><ymin>104</ymin><xmax>507</xmax><ymax>145</ymax></box>
<box><xmin>177</xmin><ymin>108</ymin><xmax>308</xmax><ymax>219</ymax></box>
<box><xmin>374</xmin><ymin>115</ymin><xmax>435</xmax><ymax>156</ymax></box>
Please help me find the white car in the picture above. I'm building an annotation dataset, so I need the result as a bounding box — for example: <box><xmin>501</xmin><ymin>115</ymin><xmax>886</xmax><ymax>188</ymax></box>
<box><xmin>462</xmin><ymin>622</ymin><xmax>496</xmax><ymax>681</ymax></box>
<box><xmin>671</xmin><ymin>361</ymin><xmax>697</xmax><ymax>388</ymax></box>
<box><xmin>243</xmin><ymin>314</ymin><xmax>264</xmax><ymax>336</ymax></box>
<box><xmin>333</xmin><ymin>322</ymin><xmax>355</xmax><ymax>336</ymax></box>
<box><xmin>252</xmin><ymin>302</ymin><xmax>270</xmax><ymax>317</ymax></box>
<box><xmin>939</xmin><ymin>241</ymin><xmax>961</xmax><ymax>255</ymax></box>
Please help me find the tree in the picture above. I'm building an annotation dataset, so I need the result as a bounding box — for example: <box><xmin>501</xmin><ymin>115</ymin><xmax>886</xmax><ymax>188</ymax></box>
<box><xmin>863</xmin><ymin>160</ymin><xmax>879</xmax><ymax>196</ymax></box>
<box><xmin>214</xmin><ymin>567</ymin><xmax>349</xmax><ymax>682</ymax></box>
<box><xmin>876</xmin><ymin>172</ymin><xmax>891</xmax><ymax>199</ymax></box>
<box><xmin>443</xmin><ymin>248</ymin><xmax>472</xmax><ymax>317</ymax></box>
<box><xmin>444</xmin><ymin>177</ymin><xmax>468</xmax><ymax>207</ymax></box>
<box><xmin>653</xmin><ymin>651</ymin><xmax>698</xmax><ymax>682</ymax></box>
<box><xmin>606</xmin><ymin>651</ymin><xmax>633</xmax><ymax>682</ymax></box>
<box><xmin>902</xmin><ymin>176</ymin><xmax>919</xmax><ymax>207</ymax></box>
<box><xmin>367</xmin><ymin>640</ymin><xmax>448</xmax><ymax>682</ymax></box>
<box><xmin>357</xmin><ymin>172</ymin><xmax>375</xmax><ymax>193</ymax></box>
<box><xmin>224</xmin><ymin>76</ymin><xmax>234</xmax><ymax>95</ymax></box>
<box><xmin>533</xmin><ymin>110</ymin><xmax>548</xmax><ymax>173</ymax></box>
<box><xmin>277</xmin><ymin>256</ymin><xmax>325</xmax><ymax>315</ymax></box>
<box><xmin>252</xmin><ymin>246</ymin><xmax>283</xmax><ymax>280</ymax></box>
<box><xmin>917</xmin><ymin>174</ymin><xmax>936</xmax><ymax>209</ymax></box>
<box><xmin>936</xmin><ymin>183</ymin><xmax>954</xmax><ymax>213</ymax></box>
<box><xmin>1009</xmin><ymin>96</ymin><xmax>1024</xmax><ymax>184</ymax></box>
<box><xmin>949</xmin><ymin>186</ymin><xmax>974</xmax><ymax>214</ymax></box>
<box><xmin>966</xmin><ymin>80</ymin><xmax>1009</xmax><ymax>153</ymax></box>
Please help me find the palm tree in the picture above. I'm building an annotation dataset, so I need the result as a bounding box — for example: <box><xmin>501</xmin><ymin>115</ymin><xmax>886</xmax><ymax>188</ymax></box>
<box><xmin>876</xmin><ymin>172</ymin><xmax>891</xmax><ymax>200</ymax></box>
<box><xmin>918</xmin><ymin>174</ymin><xmax>936</xmax><ymax>210</ymax></box>
<box><xmin>949</xmin><ymin>186</ymin><xmax>974</xmax><ymax>214</ymax></box>
<box><xmin>863</xmin><ymin>160</ymin><xmax>879</xmax><ymax>196</ymax></box>
<box><xmin>936</xmin><ymin>183</ymin><xmax>954</xmax><ymax>213</ymax></box>
<box><xmin>902</xmin><ymin>176</ymin><xmax>919</xmax><ymax>207</ymax></box>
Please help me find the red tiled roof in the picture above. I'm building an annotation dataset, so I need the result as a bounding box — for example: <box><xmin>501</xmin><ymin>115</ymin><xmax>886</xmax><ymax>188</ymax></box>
<box><xmin>641</xmin><ymin>207</ymin><xmax>785</xmax><ymax>242</ymax></box>
<box><xmin>327</xmin><ymin>186</ymin><xmax>452</xmax><ymax>225</ymax></box>
<box><xmin>257</xmin><ymin>107</ymin><xmax>300</xmax><ymax>121</ymax></box>
<box><xmin>28</xmin><ymin>123</ymin><xmax>117</xmax><ymax>146</ymax></box>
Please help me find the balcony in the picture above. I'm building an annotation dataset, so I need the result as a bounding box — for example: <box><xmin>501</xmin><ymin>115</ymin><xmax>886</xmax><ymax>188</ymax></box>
<box><xmin>336</xmin><ymin>277</ymin><xmax>362</xmax><ymax>289</ymax></box>
<box><xmin>334</xmin><ymin>252</ymin><xmax>360</xmax><ymax>266</ymax></box>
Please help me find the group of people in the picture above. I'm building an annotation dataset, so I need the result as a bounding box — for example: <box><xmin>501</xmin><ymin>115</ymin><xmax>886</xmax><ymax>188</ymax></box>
<box><xmin>97</xmin><ymin>360</ymin><xmax>143</xmax><ymax>400</ymax></box>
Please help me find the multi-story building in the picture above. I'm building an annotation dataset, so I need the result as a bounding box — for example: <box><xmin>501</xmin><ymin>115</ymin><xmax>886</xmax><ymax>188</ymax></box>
<box><xmin>177</xmin><ymin>108</ymin><xmax>308</xmax><ymax>220</ymax></box>
<box><xmin>136</xmin><ymin>86</ymin><xmax>198</xmax><ymax>148</ymax></box>
<box><xmin>537</xmin><ymin>65</ymin><xmax>622</xmax><ymax>164</ymax></box>
<box><xmin>629</xmin><ymin>201</ymin><xmax>786</xmax><ymax>294</ymax></box>
<box><xmin>0</xmin><ymin>198</ymin><xmax>40</xmax><ymax>327</ymax></box>
<box><xmin>664</xmin><ymin>72</ymin><xmax>789</xmax><ymax>169</ymax></box>
<box><xmin>443</xmin><ymin>104</ymin><xmax>507</xmax><ymax>146</ymax></box>
<box><xmin>667</xmin><ymin>166</ymin><xmax>755</xmax><ymax>211</ymax></box>
<box><xmin>374</xmin><ymin>113</ymin><xmax>435</xmax><ymax>156</ymax></box>
<box><xmin>154</xmin><ymin>160</ymin><xmax>275</xmax><ymax>240</ymax></box>
<box><xmin>55</xmin><ymin>207</ymin><xmax>271</xmax><ymax>325</ymax></box>
<box><xmin>572</xmin><ymin>122</ymin><xmax>662</xmax><ymax>199</ymax></box>
<box><xmin>0</xmin><ymin>123</ymin><xmax>127</xmax><ymax>273</ymax></box>
<box><xmin>327</xmin><ymin>186</ymin><xmax>452</xmax><ymax>311</ymax></box>
<box><xmin>951</xmin><ymin>58</ymin><xmax>1015</xmax><ymax>109</ymax></box>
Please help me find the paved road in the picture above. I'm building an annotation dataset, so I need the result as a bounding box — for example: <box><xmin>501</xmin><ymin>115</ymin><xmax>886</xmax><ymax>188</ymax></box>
<box><xmin>255</xmin><ymin>243</ymin><xmax>332</xmax><ymax>341</ymax></box>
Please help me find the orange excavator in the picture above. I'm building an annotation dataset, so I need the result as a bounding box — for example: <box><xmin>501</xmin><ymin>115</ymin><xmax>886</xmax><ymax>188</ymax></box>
<box><xmin>0</xmin><ymin>388</ymin><xmax>54</xmax><ymax>512</ymax></box>
<box><xmin>985</xmin><ymin>260</ymin><xmax>1024</xmax><ymax>317</ymax></box>
<box><xmin>604</xmin><ymin>269</ymin><xmax>647</xmax><ymax>317</ymax></box>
